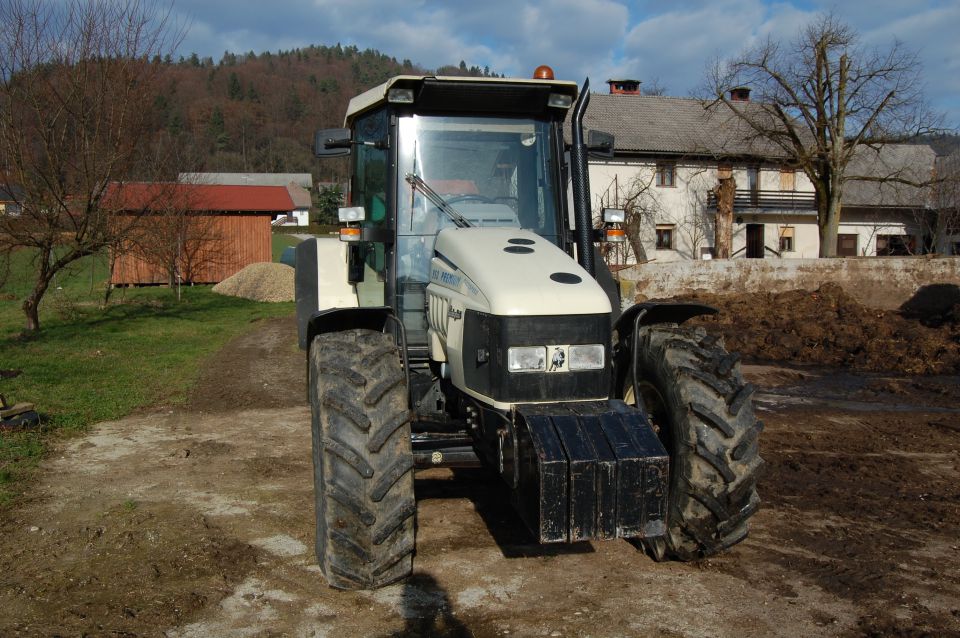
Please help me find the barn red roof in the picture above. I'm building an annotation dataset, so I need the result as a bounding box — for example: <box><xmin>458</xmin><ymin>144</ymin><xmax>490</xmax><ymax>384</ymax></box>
<box><xmin>103</xmin><ymin>182</ymin><xmax>294</xmax><ymax>212</ymax></box>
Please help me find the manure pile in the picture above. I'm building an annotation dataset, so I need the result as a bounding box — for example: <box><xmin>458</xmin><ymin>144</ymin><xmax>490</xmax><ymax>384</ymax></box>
<box><xmin>679</xmin><ymin>282</ymin><xmax>960</xmax><ymax>375</ymax></box>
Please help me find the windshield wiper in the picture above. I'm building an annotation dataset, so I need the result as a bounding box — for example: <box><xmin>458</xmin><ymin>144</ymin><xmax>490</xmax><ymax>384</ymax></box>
<box><xmin>404</xmin><ymin>173</ymin><xmax>472</xmax><ymax>228</ymax></box>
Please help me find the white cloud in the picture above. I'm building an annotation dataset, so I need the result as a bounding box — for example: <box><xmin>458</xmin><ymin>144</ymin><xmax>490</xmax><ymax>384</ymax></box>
<box><xmin>171</xmin><ymin>0</ymin><xmax>959</xmax><ymax>124</ymax></box>
<box><xmin>855</xmin><ymin>3</ymin><xmax>960</xmax><ymax>124</ymax></box>
<box><xmin>616</xmin><ymin>0</ymin><xmax>816</xmax><ymax>94</ymax></box>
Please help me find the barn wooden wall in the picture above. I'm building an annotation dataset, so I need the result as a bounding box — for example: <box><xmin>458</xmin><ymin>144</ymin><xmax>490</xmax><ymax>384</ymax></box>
<box><xmin>111</xmin><ymin>214</ymin><xmax>273</xmax><ymax>285</ymax></box>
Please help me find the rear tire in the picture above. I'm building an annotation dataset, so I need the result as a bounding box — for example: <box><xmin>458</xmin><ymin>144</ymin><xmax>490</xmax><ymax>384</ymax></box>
<box><xmin>622</xmin><ymin>325</ymin><xmax>763</xmax><ymax>561</ymax></box>
<box><xmin>309</xmin><ymin>329</ymin><xmax>415</xmax><ymax>589</ymax></box>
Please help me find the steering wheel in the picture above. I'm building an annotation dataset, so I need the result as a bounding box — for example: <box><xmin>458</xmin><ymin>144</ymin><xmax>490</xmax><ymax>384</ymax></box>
<box><xmin>446</xmin><ymin>194</ymin><xmax>495</xmax><ymax>204</ymax></box>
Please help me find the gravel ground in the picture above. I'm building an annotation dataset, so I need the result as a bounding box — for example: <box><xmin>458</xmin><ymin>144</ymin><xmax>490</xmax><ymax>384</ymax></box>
<box><xmin>212</xmin><ymin>262</ymin><xmax>294</xmax><ymax>302</ymax></box>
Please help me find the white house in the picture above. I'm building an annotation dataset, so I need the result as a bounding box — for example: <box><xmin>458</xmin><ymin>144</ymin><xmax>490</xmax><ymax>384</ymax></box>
<box><xmin>282</xmin><ymin>182</ymin><xmax>312</xmax><ymax>226</ymax></box>
<box><xmin>932</xmin><ymin>152</ymin><xmax>960</xmax><ymax>256</ymax></box>
<box><xmin>578</xmin><ymin>83</ymin><xmax>944</xmax><ymax>263</ymax></box>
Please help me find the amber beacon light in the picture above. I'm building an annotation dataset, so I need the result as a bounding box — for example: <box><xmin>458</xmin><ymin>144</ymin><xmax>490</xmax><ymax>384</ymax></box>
<box><xmin>533</xmin><ymin>65</ymin><xmax>555</xmax><ymax>80</ymax></box>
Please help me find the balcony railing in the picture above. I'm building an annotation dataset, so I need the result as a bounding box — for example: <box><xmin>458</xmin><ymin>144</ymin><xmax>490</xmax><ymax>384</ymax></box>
<box><xmin>707</xmin><ymin>189</ymin><xmax>816</xmax><ymax>212</ymax></box>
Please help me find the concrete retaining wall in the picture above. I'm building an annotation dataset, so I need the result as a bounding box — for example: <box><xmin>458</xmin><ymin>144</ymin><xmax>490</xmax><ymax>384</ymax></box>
<box><xmin>617</xmin><ymin>257</ymin><xmax>960</xmax><ymax>309</ymax></box>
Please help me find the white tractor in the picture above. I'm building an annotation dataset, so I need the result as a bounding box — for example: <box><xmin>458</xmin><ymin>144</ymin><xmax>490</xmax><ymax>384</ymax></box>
<box><xmin>296</xmin><ymin>68</ymin><xmax>762</xmax><ymax>589</ymax></box>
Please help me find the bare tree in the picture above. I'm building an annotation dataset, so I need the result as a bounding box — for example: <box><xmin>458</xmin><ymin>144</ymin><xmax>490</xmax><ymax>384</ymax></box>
<box><xmin>674</xmin><ymin>192</ymin><xmax>714</xmax><ymax>260</ymax></box>
<box><xmin>595</xmin><ymin>171</ymin><xmax>661</xmax><ymax>265</ymax></box>
<box><xmin>713</xmin><ymin>175</ymin><xmax>736</xmax><ymax>258</ymax></box>
<box><xmin>926</xmin><ymin>152</ymin><xmax>960</xmax><ymax>254</ymax></box>
<box><xmin>113</xmin><ymin>183</ymin><xmax>225</xmax><ymax>295</ymax></box>
<box><xmin>641</xmin><ymin>77</ymin><xmax>669</xmax><ymax>97</ymax></box>
<box><xmin>0</xmin><ymin>0</ymin><xmax>180</xmax><ymax>332</ymax></box>
<box><xmin>706</xmin><ymin>13</ymin><xmax>942</xmax><ymax>257</ymax></box>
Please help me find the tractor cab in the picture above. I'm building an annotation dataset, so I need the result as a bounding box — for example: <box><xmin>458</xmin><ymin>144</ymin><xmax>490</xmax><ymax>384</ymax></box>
<box><xmin>314</xmin><ymin>74</ymin><xmax>577</xmax><ymax>354</ymax></box>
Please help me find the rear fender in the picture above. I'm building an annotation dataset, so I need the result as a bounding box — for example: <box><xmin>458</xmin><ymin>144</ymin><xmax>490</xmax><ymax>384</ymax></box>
<box><xmin>295</xmin><ymin>238</ymin><xmax>359</xmax><ymax>349</ymax></box>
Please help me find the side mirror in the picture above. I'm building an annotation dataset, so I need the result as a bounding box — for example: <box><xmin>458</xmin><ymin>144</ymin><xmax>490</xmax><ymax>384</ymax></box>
<box><xmin>314</xmin><ymin>128</ymin><xmax>352</xmax><ymax>158</ymax></box>
<box><xmin>587</xmin><ymin>129</ymin><xmax>615</xmax><ymax>158</ymax></box>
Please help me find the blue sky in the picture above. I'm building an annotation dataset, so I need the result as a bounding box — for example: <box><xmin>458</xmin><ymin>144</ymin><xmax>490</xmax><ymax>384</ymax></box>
<box><xmin>172</xmin><ymin>0</ymin><xmax>960</xmax><ymax>126</ymax></box>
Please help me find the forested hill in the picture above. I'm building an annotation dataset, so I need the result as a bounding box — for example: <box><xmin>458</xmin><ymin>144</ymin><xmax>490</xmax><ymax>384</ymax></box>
<box><xmin>150</xmin><ymin>44</ymin><xmax>499</xmax><ymax>182</ymax></box>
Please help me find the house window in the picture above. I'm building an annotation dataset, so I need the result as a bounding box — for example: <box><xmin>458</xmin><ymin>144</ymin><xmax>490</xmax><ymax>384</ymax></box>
<box><xmin>779</xmin><ymin>226</ymin><xmax>795</xmax><ymax>252</ymax></box>
<box><xmin>780</xmin><ymin>166</ymin><xmax>795</xmax><ymax>191</ymax></box>
<box><xmin>746</xmin><ymin>223</ymin><xmax>765</xmax><ymax>258</ymax></box>
<box><xmin>837</xmin><ymin>234</ymin><xmax>858</xmax><ymax>257</ymax></box>
<box><xmin>746</xmin><ymin>166</ymin><xmax>759</xmax><ymax>206</ymax></box>
<box><xmin>656</xmin><ymin>163</ymin><xmax>676</xmax><ymax>187</ymax></box>
<box><xmin>656</xmin><ymin>224</ymin><xmax>675</xmax><ymax>249</ymax></box>
<box><xmin>876</xmin><ymin>234</ymin><xmax>914</xmax><ymax>256</ymax></box>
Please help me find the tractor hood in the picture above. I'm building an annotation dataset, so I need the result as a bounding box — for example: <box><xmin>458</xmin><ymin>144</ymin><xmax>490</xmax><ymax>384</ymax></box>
<box><xmin>431</xmin><ymin>227</ymin><xmax>611</xmax><ymax>316</ymax></box>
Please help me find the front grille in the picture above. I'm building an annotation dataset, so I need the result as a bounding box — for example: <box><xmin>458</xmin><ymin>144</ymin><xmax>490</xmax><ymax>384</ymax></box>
<box><xmin>461</xmin><ymin>310</ymin><xmax>611</xmax><ymax>403</ymax></box>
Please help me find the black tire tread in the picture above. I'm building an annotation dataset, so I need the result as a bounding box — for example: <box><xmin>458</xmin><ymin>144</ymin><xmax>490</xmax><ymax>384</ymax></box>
<box><xmin>372</xmin><ymin>500</ymin><xmax>417</xmax><ymax>546</ymax></box>
<box><xmin>309</xmin><ymin>329</ymin><xmax>415</xmax><ymax>590</ymax></box>
<box><xmin>631</xmin><ymin>325</ymin><xmax>763</xmax><ymax>561</ymax></box>
<box><xmin>323</xmin><ymin>435</ymin><xmax>375</xmax><ymax>478</ymax></box>
<box><xmin>367</xmin><ymin>409</ymin><xmax>412</xmax><ymax>453</ymax></box>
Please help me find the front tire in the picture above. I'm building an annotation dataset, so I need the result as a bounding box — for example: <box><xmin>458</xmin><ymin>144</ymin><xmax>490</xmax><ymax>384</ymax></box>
<box><xmin>309</xmin><ymin>329</ymin><xmax>415</xmax><ymax>589</ymax></box>
<box><xmin>622</xmin><ymin>325</ymin><xmax>763</xmax><ymax>561</ymax></box>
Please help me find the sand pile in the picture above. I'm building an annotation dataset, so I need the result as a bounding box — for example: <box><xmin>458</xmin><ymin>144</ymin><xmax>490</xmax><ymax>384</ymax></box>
<box><xmin>212</xmin><ymin>262</ymin><xmax>294</xmax><ymax>302</ymax></box>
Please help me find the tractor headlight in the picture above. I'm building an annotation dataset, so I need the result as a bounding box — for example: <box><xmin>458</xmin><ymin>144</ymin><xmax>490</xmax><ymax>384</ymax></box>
<box><xmin>568</xmin><ymin>344</ymin><xmax>605</xmax><ymax>370</ymax></box>
<box><xmin>507</xmin><ymin>346</ymin><xmax>546</xmax><ymax>373</ymax></box>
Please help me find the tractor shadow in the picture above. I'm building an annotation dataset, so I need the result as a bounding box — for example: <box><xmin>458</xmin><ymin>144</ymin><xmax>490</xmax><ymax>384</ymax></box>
<box><xmin>414</xmin><ymin>467</ymin><xmax>595</xmax><ymax>558</ymax></box>
<box><xmin>381</xmin><ymin>572</ymin><xmax>472</xmax><ymax>638</ymax></box>
<box><xmin>898</xmin><ymin>282</ymin><xmax>960</xmax><ymax>327</ymax></box>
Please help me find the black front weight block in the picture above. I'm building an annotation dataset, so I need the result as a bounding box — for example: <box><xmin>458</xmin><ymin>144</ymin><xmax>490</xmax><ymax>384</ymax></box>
<box><xmin>512</xmin><ymin>400</ymin><xmax>668</xmax><ymax>543</ymax></box>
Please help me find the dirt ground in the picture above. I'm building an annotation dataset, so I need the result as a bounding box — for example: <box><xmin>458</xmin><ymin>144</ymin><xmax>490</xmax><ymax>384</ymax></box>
<box><xmin>2</xmin><ymin>314</ymin><xmax>960</xmax><ymax>637</ymax></box>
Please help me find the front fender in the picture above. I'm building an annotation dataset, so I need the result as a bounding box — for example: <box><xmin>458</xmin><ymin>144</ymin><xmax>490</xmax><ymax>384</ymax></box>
<box><xmin>612</xmin><ymin>301</ymin><xmax>717</xmax><ymax>338</ymax></box>
<box><xmin>611</xmin><ymin>301</ymin><xmax>718</xmax><ymax>399</ymax></box>
<box><xmin>302</xmin><ymin>306</ymin><xmax>395</xmax><ymax>350</ymax></box>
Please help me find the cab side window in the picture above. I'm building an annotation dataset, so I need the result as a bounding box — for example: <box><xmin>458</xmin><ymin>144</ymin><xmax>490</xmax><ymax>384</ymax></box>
<box><xmin>351</xmin><ymin>109</ymin><xmax>388</xmax><ymax>304</ymax></box>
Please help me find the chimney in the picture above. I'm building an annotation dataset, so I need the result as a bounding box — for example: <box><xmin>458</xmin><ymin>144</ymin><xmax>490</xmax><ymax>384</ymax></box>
<box><xmin>607</xmin><ymin>79</ymin><xmax>641</xmax><ymax>95</ymax></box>
<box><xmin>729</xmin><ymin>86</ymin><xmax>751</xmax><ymax>102</ymax></box>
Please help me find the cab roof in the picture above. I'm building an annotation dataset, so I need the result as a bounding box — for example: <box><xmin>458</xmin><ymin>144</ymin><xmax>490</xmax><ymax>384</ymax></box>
<box><xmin>345</xmin><ymin>75</ymin><xmax>579</xmax><ymax>126</ymax></box>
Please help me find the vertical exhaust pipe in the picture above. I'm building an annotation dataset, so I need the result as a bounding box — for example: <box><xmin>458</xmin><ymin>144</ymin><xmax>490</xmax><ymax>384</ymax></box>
<box><xmin>570</xmin><ymin>78</ymin><xmax>594</xmax><ymax>278</ymax></box>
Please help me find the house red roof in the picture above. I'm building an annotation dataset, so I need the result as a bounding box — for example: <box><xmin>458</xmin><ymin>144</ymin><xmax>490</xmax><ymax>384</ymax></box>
<box><xmin>103</xmin><ymin>182</ymin><xmax>294</xmax><ymax>212</ymax></box>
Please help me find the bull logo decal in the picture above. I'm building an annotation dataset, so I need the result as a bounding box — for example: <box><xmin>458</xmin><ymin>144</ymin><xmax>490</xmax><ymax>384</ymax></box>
<box><xmin>550</xmin><ymin>347</ymin><xmax>566</xmax><ymax>372</ymax></box>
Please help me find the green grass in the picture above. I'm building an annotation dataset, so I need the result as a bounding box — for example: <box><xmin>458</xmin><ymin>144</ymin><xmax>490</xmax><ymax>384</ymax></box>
<box><xmin>0</xmin><ymin>431</ymin><xmax>42</xmax><ymax>507</ymax></box>
<box><xmin>273</xmin><ymin>223</ymin><xmax>338</xmax><ymax>238</ymax></box>
<box><xmin>271</xmin><ymin>232</ymin><xmax>302</xmax><ymax>262</ymax></box>
<box><xmin>0</xmin><ymin>248</ymin><xmax>294</xmax><ymax>506</ymax></box>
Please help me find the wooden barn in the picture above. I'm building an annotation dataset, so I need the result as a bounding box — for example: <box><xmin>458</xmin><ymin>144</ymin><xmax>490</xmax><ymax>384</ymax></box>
<box><xmin>105</xmin><ymin>182</ymin><xmax>294</xmax><ymax>285</ymax></box>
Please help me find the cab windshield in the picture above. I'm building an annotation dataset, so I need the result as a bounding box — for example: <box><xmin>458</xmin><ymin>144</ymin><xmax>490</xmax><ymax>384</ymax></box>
<box><xmin>395</xmin><ymin>115</ymin><xmax>561</xmax><ymax>282</ymax></box>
